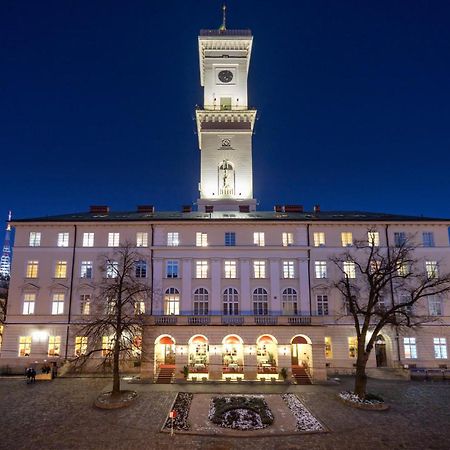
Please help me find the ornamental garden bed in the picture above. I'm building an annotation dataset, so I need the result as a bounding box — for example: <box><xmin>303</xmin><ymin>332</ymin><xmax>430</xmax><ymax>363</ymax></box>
<box><xmin>338</xmin><ymin>391</ymin><xmax>389</xmax><ymax>411</ymax></box>
<box><xmin>281</xmin><ymin>394</ymin><xmax>325</xmax><ymax>432</ymax></box>
<box><xmin>163</xmin><ymin>392</ymin><xmax>193</xmax><ymax>431</ymax></box>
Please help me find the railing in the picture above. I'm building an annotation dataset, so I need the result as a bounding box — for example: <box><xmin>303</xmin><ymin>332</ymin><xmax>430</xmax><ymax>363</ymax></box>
<box><xmin>288</xmin><ymin>316</ymin><xmax>312</xmax><ymax>325</ymax></box>
<box><xmin>188</xmin><ymin>316</ymin><xmax>211</xmax><ymax>325</ymax></box>
<box><xmin>221</xmin><ymin>316</ymin><xmax>245</xmax><ymax>325</ymax></box>
<box><xmin>155</xmin><ymin>316</ymin><xmax>178</xmax><ymax>325</ymax></box>
<box><xmin>200</xmin><ymin>29</ymin><xmax>252</xmax><ymax>37</ymax></box>
<box><xmin>254</xmin><ymin>316</ymin><xmax>278</xmax><ymax>325</ymax></box>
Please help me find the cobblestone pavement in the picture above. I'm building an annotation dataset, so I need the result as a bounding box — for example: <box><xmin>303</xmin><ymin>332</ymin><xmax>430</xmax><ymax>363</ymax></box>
<box><xmin>1</xmin><ymin>376</ymin><xmax>449</xmax><ymax>450</ymax></box>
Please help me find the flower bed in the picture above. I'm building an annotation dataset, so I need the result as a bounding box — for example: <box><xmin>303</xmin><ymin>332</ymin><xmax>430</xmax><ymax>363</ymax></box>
<box><xmin>208</xmin><ymin>396</ymin><xmax>274</xmax><ymax>430</ymax></box>
<box><xmin>338</xmin><ymin>391</ymin><xmax>389</xmax><ymax>410</ymax></box>
<box><xmin>164</xmin><ymin>392</ymin><xmax>193</xmax><ymax>430</ymax></box>
<box><xmin>281</xmin><ymin>394</ymin><xmax>325</xmax><ymax>432</ymax></box>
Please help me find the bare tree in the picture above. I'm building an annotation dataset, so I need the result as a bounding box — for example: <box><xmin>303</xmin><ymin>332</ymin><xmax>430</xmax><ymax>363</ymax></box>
<box><xmin>331</xmin><ymin>232</ymin><xmax>450</xmax><ymax>399</ymax></box>
<box><xmin>73</xmin><ymin>243</ymin><xmax>152</xmax><ymax>396</ymax></box>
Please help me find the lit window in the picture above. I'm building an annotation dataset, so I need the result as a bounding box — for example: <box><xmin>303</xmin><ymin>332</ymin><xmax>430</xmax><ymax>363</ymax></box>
<box><xmin>348</xmin><ymin>337</ymin><xmax>357</xmax><ymax>358</ymax></box>
<box><xmin>23</xmin><ymin>294</ymin><xmax>36</xmax><ymax>315</ymax></box>
<box><xmin>368</xmin><ymin>231</ymin><xmax>380</xmax><ymax>247</ymax></box>
<box><xmin>343</xmin><ymin>261</ymin><xmax>356</xmax><ymax>278</ymax></box>
<box><xmin>422</xmin><ymin>232</ymin><xmax>435</xmax><ymax>247</ymax></box>
<box><xmin>253</xmin><ymin>232</ymin><xmax>265</xmax><ymax>246</ymax></box>
<box><xmin>225</xmin><ymin>232</ymin><xmax>236</xmax><ymax>246</ymax></box>
<box><xmin>75</xmin><ymin>337</ymin><xmax>88</xmax><ymax>357</ymax></box>
<box><xmin>54</xmin><ymin>261</ymin><xmax>67</xmax><ymax>278</ymax></box>
<box><xmin>314</xmin><ymin>261</ymin><xmax>327</xmax><ymax>279</ymax></box>
<box><xmin>282</xmin><ymin>260</ymin><xmax>295</xmax><ymax>279</ymax></box>
<box><xmin>82</xmin><ymin>232</ymin><xmax>94</xmax><ymax>247</ymax></box>
<box><xmin>404</xmin><ymin>337</ymin><xmax>417</xmax><ymax>359</ymax></box>
<box><xmin>196</xmin><ymin>232</ymin><xmax>208</xmax><ymax>247</ymax></box>
<box><xmin>324</xmin><ymin>337</ymin><xmax>333</xmax><ymax>359</ymax></box>
<box><xmin>425</xmin><ymin>261</ymin><xmax>439</xmax><ymax>279</ymax></box>
<box><xmin>397</xmin><ymin>263</ymin><xmax>410</xmax><ymax>276</ymax></box>
<box><xmin>394</xmin><ymin>232</ymin><xmax>406</xmax><ymax>247</ymax></box>
<box><xmin>224</xmin><ymin>260</ymin><xmax>237</xmax><ymax>279</ymax></box>
<box><xmin>282</xmin><ymin>232</ymin><xmax>294</xmax><ymax>247</ymax></box>
<box><xmin>166</xmin><ymin>260</ymin><xmax>179</xmax><ymax>278</ymax></box>
<box><xmin>80</xmin><ymin>294</ymin><xmax>91</xmax><ymax>315</ymax></box>
<box><xmin>106</xmin><ymin>260</ymin><xmax>118</xmax><ymax>278</ymax></box>
<box><xmin>223</xmin><ymin>288</ymin><xmax>239</xmax><ymax>315</ymax></box>
<box><xmin>317</xmin><ymin>294</ymin><xmax>329</xmax><ymax>316</ymax></box>
<box><xmin>48</xmin><ymin>336</ymin><xmax>61</xmax><ymax>357</ymax></box>
<box><xmin>134</xmin><ymin>300</ymin><xmax>145</xmax><ymax>315</ymax></box>
<box><xmin>341</xmin><ymin>232</ymin><xmax>353</xmax><ymax>247</ymax></box>
<box><xmin>253</xmin><ymin>260</ymin><xmax>266</xmax><ymax>278</ymax></box>
<box><xmin>193</xmin><ymin>288</ymin><xmax>209</xmax><ymax>315</ymax></box>
<box><xmin>164</xmin><ymin>288</ymin><xmax>180</xmax><ymax>315</ymax></box>
<box><xmin>252</xmin><ymin>288</ymin><xmax>269</xmax><ymax>315</ymax></box>
<box><xmin>80</xmin><ymin>261</ymin><xmax>93</xmax><ymax>279</ymax></box>
<box><xmin>428</xmin><ymin>295</ymin><xmax>442</xmax><ymax>316</ymax></box>
<box><xmin>167</xmin><ymin>232</ymin><xmax>179</xmax><ymax>246</ymax></box>
<box><xmin>313</xmin><ymin>232</ymin><xmax>325</xmax><ymax>247</ymax></box>
<box><xmin>52</xmin><ymin>294</ymin><xmax>64</xmax><ymax>315</ymax></box>
<box><xmin>108</xmin><ymin>232</ymin><xmax>120</xmax><ymax>247</ymax></box>
<box><xmin>434</xmin><ymin>338</ymin><xmax>447</xmax><ymax>359</ymax></box>
<box><xmin>282</xmin><ymin>288</ymin><xmax>298</xmax><ymax>315</ymax></box>
<box><xmin>195</xmin><ymin>260</ymin><xmax>208</xmax><ymax>278</ymax></box>
<box><xmin>136</xmin><ymin>232</ymin><xmax>148</xmax><ymax>247</ymax></box>
<box><xmin>57</xmin><ymin>232</ymin><xmax>69</xmax><ymax>247</ymax></box>
<box><xmin>26</xmin><ymin>261</ymin><xmax>39</xmax><ymax>278</ymax></box>
<box><xmin>102</xmin><ymin>336</ymin><xmax>113</xmax><ymax>357</ymax></box>
<box><xmin>29</xmin><ymin>232</ymin><xmax>41</xmax><ymax>247</ymax></box>
<box><xmin>135</xmin><ymin>260</ymin><xmax>147</xmax><ymax>278</ymax></box>
<box><xmin>18</xmin><ymin>336</ymin><xmax>32</xmax><ymax>357</ymax></box>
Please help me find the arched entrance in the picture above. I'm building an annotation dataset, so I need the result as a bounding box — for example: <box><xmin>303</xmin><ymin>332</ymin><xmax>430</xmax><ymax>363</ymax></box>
<box><xmin>188</xmin><ymin>335</ymin><xmax>209</xmax><ymax>376</ymax></box>
<box><xmin>375</xmin><ymin>335</ymin><xmax>387</xmax><ymax>367</ymax></box>
<box><xmin>154</xmin><ymin>335</ymin><xmax>176</xmax><ymax>368</ymax></box>
<box><xmin>222</xmin><ymin>334</ymin><xmax>244</xmax><ymax>378</ymax></box>
<box><xmin>290</xmin><ymin>335</ymin><xmax>312</xmax><ymax>369</ymax></box>
<box><xmin>256</xmin><ymin>335</ymin><xmax>278</xmax><ymax>375</ymax></box>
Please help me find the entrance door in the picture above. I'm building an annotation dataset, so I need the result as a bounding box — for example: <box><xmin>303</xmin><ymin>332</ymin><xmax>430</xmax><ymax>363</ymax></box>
<box><xmin>291</xmin><ymin>344</ymin><xmax>299</xmax><ymax>366</ymax></box>
<box><xmin>164</xmin><ymin>344</ymin><xmax>175</xmax><ymax>365</ymax></box>
<box><xmin>375</xmin><ymin>335</ymin><xmax>387</xmax><ymax>367</ymax></box>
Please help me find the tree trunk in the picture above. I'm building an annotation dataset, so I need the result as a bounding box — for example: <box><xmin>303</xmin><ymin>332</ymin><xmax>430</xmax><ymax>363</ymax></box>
<box><xmin>354</xmin><ymin>352</ymin><xmax>369</xmax><ymax>399</ymax></box>
<box><xmin>112</xmin><ymin>338</ymin><xmax>121</xmax><ymax>396</ymax></box>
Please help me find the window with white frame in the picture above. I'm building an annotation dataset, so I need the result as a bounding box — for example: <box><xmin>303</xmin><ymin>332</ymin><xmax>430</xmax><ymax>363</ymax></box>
<box><xmin>314</xmin><ymin>261</ymin><xmax>327</xmax><ymax>279</ymax></box>
<box><xmin>394</xmin><ymin>232</ymin><xmax>406</xmax><ymax>247</ymax></box>
<box><xmin>313</xmin><ymin>232</ymin><xmax>325</xmax><ymax>247</ymax></box>
<box><xmin>54</xmin><ymin>260</ymin><xmax>67</xmax><ymax>278</ymax></box>
<box><xmin>398</xmin><ymin>294</ymin><xmax>413</xmax><ymax>315</ymax></box>
<box><xmin>80</xmin><ymin>294</ymin><xmax>91</xmax><ymax>315</ymax></box>
<box><xmin>403</xmin><ymin>337</ymin><xmax>417</xmax><ymax>358</ymax></box>
<box><xmin>195</xmin><ymin>260</ymin><xmax>208</xmax><ymax>279</ymax></box>
<box><xmin>102</xmin><ymin>336</ymin><xmax>114</xmax><ymax>357</ymax></box>
<box><xmin>166</xmin><ymin>260</ymin><xmax>179</xmax><ymax>278</ymax></box>
<box><xmin>225</xmin><ymin>232</ymin><xmax>236</xmax><ymax>246</ymax></box>
<box><xmin>224</xmin><ymin>260</ymin><xmax>237</xmax><ymax>279</ymax></box>
<box><xmin>52</xmin><ymin>293</ymin><xmax>64</xmax><ymax>315</ymax></box>
<box><xmin>57</xmin><ymin>232</ymin><xmax>69</xmax><ymax>247</ymax></box>
<box><xmin>193</xmin><ymin>288</ymin><xmax>209</xmax><ymax>315</ymax></box>
<box><xmin>253</xmin><ymin>232</ymin><xmax>265</xmax><ymax>246</ymax></box>
<box><xmin>282</xmin><ymin>260</ymin><xmax>295</xmax><ymax>279</ymax></box>
<box><xmin>82</xmin><ymin>232</ymin><xmax>94</xmax><ymax>247</ymax></box>
<box><xmin>80</xmin><ymin>261</ymin><xmax>93</xmax><ymax>279</ymax></box>
<box><xmin>282</xmin><ymin>288</ymin><xmax>298</xmax><ymax>315</ymax></box>
<box><xmin>397</xmin><ymin>262</ymin><xmax>410</xmax><ymax>276</ymax></box>
<box><xmin>108</xmin><ymin>232</ymin><xmax>120</xmax><ymax>247</ymax></box>
<box><xmin>252</xmin><ymin>288</ymin><xmax>269</xmax><ymax>315</ymax></box>
<box><xmin>425</xmin><ymin>261</ymin><xmax>439</xmax><ymax>279</ymax></box>
<box><xmin>282</xmin><ymin>232</ymin><xmax>294</xmax><ymax>247</ymax></box>
<box><xmin>164</xmin><ymin>288</ymin><xmax>180</xmax><ymax>315</ymax></box>
<box><xmin>22</xmin><ymin>293</ymin><xmax>36</xmax><ymax>315</ymax></box>
<box><xmin>18</xmin><ymin>336</ymin><xmax>32</xmax><ymax>357</ymax></box>
<box><xmin>106</xmin><ymin>297</ymin><xmax>116</xmax><ymax>314</ymax></box>
<box><xmin>106</xmin><ymin>260</ymin><xmax>118</xmax><ymax>278</ymax></box>
<box><xmin>134</xmin><ymin>300</ymin><xmax>145</xmax><ymax>315</ymax></box>
<box><xmin>428</xmin><ymin>295</ymin><xmax>442</xmax><ymax>316</ymax></box>
<box><xmin>253</xmin><ymin>260</ymin><xmax>266</xmax><ymax>278</ymax></box>
<box><xmin>317</xmin><ymin>294</ymin><xmax>329</xmax><ymax>316</ymax></box>
<box><xmin>196</xmin><ymin>232</ymin><xmax>208</xmax><ymax>247</ymax></box>
<box><xmin>223</xmin><ymin>287</ymin><xmax>239</xmax><ymax>315</ymax></box>
<box><xmin>26</xmin><ymin>260</ymin><xmax>39</xmax><ymax>278</ymax></box>
<box><xmin>167</xmin><ymin>232</ymin><xmax>179</xmax><ymax>246</ymax></box>
<box><xmin>75</xmin><ymin>336</ymin><xmax>88</xmax><ymax>357</ymax></box>
<box><xmin>48</xmin><ymin>335</ymin><xmax>61</xmax><ymax>357</ymax></box>
<box><xmin>367</xmin><ymin>231</ymin><xmax>380</xmax><ymax>247</ymax></box>
<box><xmin>29</xmin><ymin>232</ymin><xmax>41</xmax><ymax>247</ymax></box>
<box><xmin>134</xmin><ymin>260</ymin><xmax>147</xmax><ymax>278</ymax></box>
<box><xmin>348</xmin><ymin>337</ymin><xmax>357</xmax><ymax>358</ymax></box>
<box><xmin>136</xmin><ymin>232</ymin><xmax>148</xmax><ymax>247</ymax></box>
<box><xmin>325</xmin><ymin>337</ymin><xmax>333</xmax><ymax>359</ymax></box>
<box><xmin>343</xmin><ymin>261</ymin><xmax>356</xmax><ymax>278</ymax></box>
<box><xmin>422</xmin><ymin>232</ymin><xmax>435</xmax><ymax>247</ymax></box>
<box><xmin>341</xmin><ymin>232</ymin><xmax>353</xmax><ymax>247</ymax></box>
<box><xmin>433</xmin><ymin>338</ymin><xmax>447</xmax><ymax>359</ymax></box>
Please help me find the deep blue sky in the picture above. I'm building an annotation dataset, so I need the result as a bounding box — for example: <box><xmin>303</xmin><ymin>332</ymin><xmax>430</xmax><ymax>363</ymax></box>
<box><xmin>1</xmin><ymin>0</ymin><xmax>450</xmax><ymax>228</ymax></box>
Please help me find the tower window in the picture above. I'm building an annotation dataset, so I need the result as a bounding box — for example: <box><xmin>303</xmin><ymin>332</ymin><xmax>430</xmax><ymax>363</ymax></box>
<box><xmin>225</xmin><ymin>232</ymin><xmax>236</xmax><ymax>246</ymax></box>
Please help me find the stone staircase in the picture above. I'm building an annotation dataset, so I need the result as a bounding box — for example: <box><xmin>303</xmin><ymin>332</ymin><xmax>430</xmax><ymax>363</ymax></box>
<box><xmin>155</xmin><ymin>366</ymin><xmax>175</xmax><ymax>384</ymax></box>
<box><xmin>292</xmin><ymin>366</ymin><xmax>312</xmax><ymax>385</ymax></box>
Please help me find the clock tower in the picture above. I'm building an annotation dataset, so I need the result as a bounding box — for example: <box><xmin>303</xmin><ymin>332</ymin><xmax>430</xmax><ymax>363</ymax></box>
<box><xmin>196</xmin><ymin>7</ymin><xmax>257</xmax><ymax>212</ymax></box>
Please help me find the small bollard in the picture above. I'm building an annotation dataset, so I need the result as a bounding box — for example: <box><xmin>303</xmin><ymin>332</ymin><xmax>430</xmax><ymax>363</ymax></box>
<box><xmin>169</xmin><ymin>410</ymin><xmax>177</xmax><ymax>436</ymax></box>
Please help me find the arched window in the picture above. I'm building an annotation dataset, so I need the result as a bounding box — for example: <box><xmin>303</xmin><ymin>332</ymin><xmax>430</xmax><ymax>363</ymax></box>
<box><xmin>282</xmin><ymin>288</ymin><xmax>298</xmax><ymax>315</ymax></box>
<box><xmin>164</xmin><ymin>288</ymin><xmax>180</xmax><ymax>315</ymax></box>
<box><xmin>193</xmin><ymin>288</ymin><xmax>209</xmax><ymax>316</ymax></box>
<box><xmin>253</xmin><ymin>288</ymin><xmax>269</xmax><ymax>316</ymax></box>
<box><xmin>223</xmin><ymin>288</ymin><xmax>239</xmax><ymax>315</ymax></box>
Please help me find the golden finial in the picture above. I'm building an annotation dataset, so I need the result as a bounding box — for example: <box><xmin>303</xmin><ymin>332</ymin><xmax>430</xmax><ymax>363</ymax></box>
<box><xmin>219</xmin><ymin>4</ymin><xmax>227</xmax><ymax>31</ymax></box>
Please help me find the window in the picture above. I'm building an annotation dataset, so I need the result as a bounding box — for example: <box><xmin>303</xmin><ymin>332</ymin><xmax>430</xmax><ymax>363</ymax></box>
<box><xmin>282</xmin><ymin>261</ymin><xmax>295</xmax><ymax>279</ymax></box>
<box><xmin>196</xmin><ymin>232</ymin><xmax>208</xmax><ymax>247</ymax></box>
<box><xmin>57</xmin><ymin>232</ymin><xmax>69</xmax><ymax>247</ymax></box>
<box><xmin>193</xmin><ymin>288</ymin><xmax>209</xmax><ymax>315</ymax></box>
<box><xmin>282</xmin><ymin>288</ymin><xmax>298</xmax><ymax>315</ymax></box>
<box><xmin>106</xmin><ymin>297</ymin><xmax>116</xmax><ymax>314</ymax></box>
<box><xmin>225</xmin><ymin>232</ymin><xmax>236</xmax><ymax>246</ymax></box>
<box><xmin>317</xmin><ymin>294</ymin><xmax>329</xmax><ymax>316</ymax></box>
<box><xmin>195</xmin><ymin>260</ymin><xmax>209</xmax><ymax>279</ymax></box>
<box><xmin>368</xmin><ymin>231</ymin><xmax>380</xmax><ymax>247</ymax></box>
<box><xmin>434</xmin><ymin>338</ymin><xmax>447</xmax><ymax>359</ymax></box>
<box><xmin>82</xmin><ymin>232</ymin><xmax>94</xmax><ymax>247</ymax></box>
<box><xmin>314</xmin><ymin>261</ymin><xmax>327</xmax><ymax>279</ymax></box>
<box><xmin>397</xmin><ymin>263</ymin><xmax>410</xmax><ymax>276</ymax></box>
<box><xmin>253</xmin><ymin>260</ymin><xmax>266</xmax><ymax>278</ymax></box>
<box><xmin>80</xmin><ymin>261</ymin><xmax>93</xmax><ymax>279</ymax></box>
<box><xmin>422</xmin><ymin>232</ymin><xmax>435</xmax><ymax>247</ymax></box>
<box><xmin>136</xmin><ymin>232</ymin><xmax>148</xmax><ymax>247</ymax></box>
<box><xmin>282</xmin><ymin>232</ymin><xmax>294</xmax><ymax>247</ymax></box>
<box><xmin>135</xmin><ymin>260</ymin><xmax>147</xmax><ymax>278</ymax></box>
<box><xmin>398</xmin><ymin>294</ymin><xmax>413</xmax><ymax>315</ymax></box>
<box><xmin>425</xmin><ymin>261</ymin><xmax>439</xmax><ymax>279</ymax></box>
<box><xmin>324</xmin><ymin>337</ymin><xmax>333</xmax><ymax>359</ymax></box>
<box><xmin>106</xmin><ymin>261</ymin><xmax>118</xmax><ymax>278</ymax></box>
<box><xmin>102</xmin><ymin>336</ymin><xmax>113</xmax><ymax>357</ymax></box>
<box><xmin>48</xmin><ymin>336</ymin><xmax>61</xmax><ymax>357</ymax></box>
<box><xmin>341</xmin><ymin>232</ymin><xmax>353</xmax><ymax>247</ymax></box>
<box><xmin>23</xmin><ymin>294</ymin><xmax>36</xmax><ymax>315</ymax></box>
<box><xmin>164</xmin><ymin>288</ymin><xmax>180</xmax><ymax>315</ymax></box>
<box><xmin>313</xmin><ymin>232</ymin><xmax>325</xmax><ymax>247</ymax></box>
<box><xmin>18</xmin><ymin>336</ymin><xmax>32</xmax><ymax>357</ymax></box>
<box><xmin>52</xmin><ymin>294</ymin><xmax>64</xmax><ymax>315</ymax></box>
<box><xmin>343</xmin><ymin>261</ymin><xmax>356</xmax><ymax>279</ymax></box>
<box><xmin>252</xmin><ymin>288</ymin><xmax>269</xmax><ymax>315</ymax></box>
<box><xmin>224</xmin><ymin>260</ymin><xmax>237</xmax><ymax>279</ymax></box>
<box><xmin>166</xmin><ymin>260</ymin><xmax>179</xmax><ymax>278</ymax></box>
<box><xmin>167</xmin><ymin>232</ymin><xmax>179</xmax><ymax>246</ymax></box>
<box><xmin>404</xmin><ymin>337</ymin><xmax>417</xmax><ymax>359</ymax></box>
<box><xmin>75</xmin><ymin>337</ymin><xmax>88</xmax><ymax>357</ymax></box>
<box><xmin>348</xmin><ymin>337</ymin><xmax>357</xmax><ymax>358</ymax></box>
<box><xmin>54</xmin><ymin>261</ymin><xmax>67</xmax><ymax>278</ymax></box>
<box><xmin>29</xmin><ymin>232</ymin><xmax>41</xmax><ymax>247</ymax></box>
<box><xmin>26</xmin><ymin>260</ymin><xmax>39</xmax><ymax>278</ymax></box>
<box><xmin>108</xmin><ymin>232</ymin><xmax>120</xmax><ymax>247</ymax></box>
<box><xmin>253</xmin><ymin>232</ymin><xmax>265</xmax><ymax>246</ymax></box>
<box><xmin>394</xmin><ymin>232</ymin><xmax>406</xmax><ymax>247</ymax></box>
<box><xmin>80</xmin><ymin>294</ymin><xmax>91</xmax><ymax>315</ymax></box>
<box><xmin>134</xmin><ymin>300</ymin><xmax>145</xmax><ymax>315</ymax></box>
<box><xmin>223</xmin><ymin>288</ymin><xmax>239</xmax><ymax>315</ymax></box>
<box><xmin>428</xmin><ymin>295</ymin><xmax>442</xmax><ymax>316</ymax></box>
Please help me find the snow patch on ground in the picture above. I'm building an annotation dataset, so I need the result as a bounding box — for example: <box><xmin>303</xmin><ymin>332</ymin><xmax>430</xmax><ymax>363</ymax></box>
<box><xmin>281</xmin><ymin>393</ymin><xmax>324</xmax><ymax>432</ymax></box>
<box><xmin>339</xmin><ymin>391</ymin><xmax>383</xmax><ymax>405</ymax></box>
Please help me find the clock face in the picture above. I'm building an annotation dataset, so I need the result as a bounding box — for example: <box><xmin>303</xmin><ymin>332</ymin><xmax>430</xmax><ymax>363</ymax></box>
<box><xmin>218</xmin><ymin>70</ymin><xmax>234</xmax><ymax>83</ymax></box>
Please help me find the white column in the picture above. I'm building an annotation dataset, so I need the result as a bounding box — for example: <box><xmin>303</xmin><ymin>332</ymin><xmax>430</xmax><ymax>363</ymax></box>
<box><xmin>153</xmin><ymin>257</ymin><xmax>164</xmax><ymax>314</ymax></box>
<box><xmin>298</xmin><ymin>257</ymin><xmax>311</xmax><ymax>314</ymax></box>
<box><xmin>181</xmin><ymin>258</ymin><xmax>192</xmax><ymax>314</ymax></box>
<box><xmin>211</xmin><ymin>258</ymin><xmax>221</xmax><ymax>315</ymax></box>
<box><xmin>240</xmin><ymin>259</ymin><xmax>250</xmax><ymax>314</ymax></box>
<box><xmin>269</xmin><ymin>259</ymin><xmax>280</xmax><ymax>314</ymax></box>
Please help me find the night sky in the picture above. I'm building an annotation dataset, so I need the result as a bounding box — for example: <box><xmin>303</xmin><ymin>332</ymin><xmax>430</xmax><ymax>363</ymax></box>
<box><xmin>1</xmin><ymin>0</ymin><xmax>450</xmax><ymax>235</ymax></box>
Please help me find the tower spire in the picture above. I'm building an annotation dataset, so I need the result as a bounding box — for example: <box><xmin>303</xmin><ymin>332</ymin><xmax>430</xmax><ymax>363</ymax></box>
<box><xmin>219</xmin><ymin>4</ymin><xmax>227</xmax><ymax>31</ymax></box>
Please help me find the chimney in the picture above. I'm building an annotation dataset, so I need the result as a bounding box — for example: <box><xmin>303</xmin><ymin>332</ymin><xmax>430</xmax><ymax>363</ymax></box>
<box><xmin>137</xmin><ymin>205</ymin><xmax>154</xmax><ymax>213</ymax></box>
<box><xmin>284</xmin><ymin>205</ymin><xmax>304</xmax><ymax>213</ymax></box>
<box><xmin>314</xmin><ymin>204</ymin><xmax>321</xmax><ymax>213</ymax></box>
<box><xmin>89</xmin><ymin>205</ymin><xmax>109</xmax><ymax>214</ymax></box>
<box><xmin>239</xmin><ymin>205</ymin><xmax>250</xmax><ymax>213</ymax></box>
<box><xmin>205</xmin><ymin>205</ymin><xmax>214</xmax><ymax>213</ymax></box>
<box><xmin>182</xmin><ymin>205</ymin><xmax>192</xmax><ymax>213</ymax></box>
<box><xmin>274</xmin><ymin>205</ymin><xmax>284</xmax><ymax>213</ymax></box>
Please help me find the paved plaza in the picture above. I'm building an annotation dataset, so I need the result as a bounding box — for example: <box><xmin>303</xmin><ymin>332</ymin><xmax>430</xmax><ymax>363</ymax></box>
<box><xmin>0</xmin><ymin>376</ymin><xmax>449</xmax><ymax>450</ymax></box>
